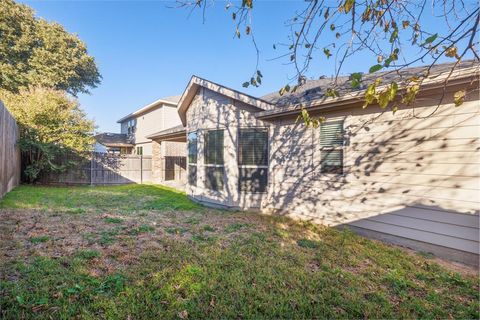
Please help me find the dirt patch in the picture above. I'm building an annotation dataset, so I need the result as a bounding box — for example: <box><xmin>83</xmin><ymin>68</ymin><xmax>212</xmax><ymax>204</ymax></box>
<box><xmin>0</xmin><ymin>209</ymin><xmax>269</xmax><ymax>278</ymax></box>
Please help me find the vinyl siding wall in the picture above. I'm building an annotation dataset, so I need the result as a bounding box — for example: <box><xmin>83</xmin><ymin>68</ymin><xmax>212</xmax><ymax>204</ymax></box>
<box><xmin>185</xmin><ymin>86</ymin><xmax>480</xmax><ymax>265</ymax></box>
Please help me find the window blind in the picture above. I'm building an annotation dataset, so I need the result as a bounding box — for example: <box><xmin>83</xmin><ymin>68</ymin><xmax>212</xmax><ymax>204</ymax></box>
<box><xmin>320</xmin><ymin>121</ymin><xmax>344</xmax><ymax>174</ymax></box>
<box><xmin>204</xmin><ymin>130</ymin><xmax>224</xmax><ymax>165</ymax></box>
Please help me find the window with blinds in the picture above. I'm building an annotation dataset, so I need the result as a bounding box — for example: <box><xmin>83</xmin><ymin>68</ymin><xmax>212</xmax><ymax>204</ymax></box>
<box><xmin>204</xmin><ymin>130</ymin><xmax>224</xmax><ymax>165</ymax></box>
<box><xmin>204</xmin><ymin>130</ymin><xmax>224</xmax><ymax>191</ymax></box>
<box><xmin>187</xmin><ymin>132</ymin><xmax>198</xmax><ymax>186</ymax></box>
<box><xmin>238</xmin><ymin>128</ymin><xmax>268</xmax><ymax>193</ymax></box>
<box><xmin>320</xmin><ymin>120</ymin><xmax>344</xmax><ymax>174</ymax></box>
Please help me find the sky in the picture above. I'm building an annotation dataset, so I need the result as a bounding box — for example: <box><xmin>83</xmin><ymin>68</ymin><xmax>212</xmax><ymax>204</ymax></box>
<box><xmin>19</xmin><ymin>0</ymin><xmax>469</xmax><ymax>133</ymax></box>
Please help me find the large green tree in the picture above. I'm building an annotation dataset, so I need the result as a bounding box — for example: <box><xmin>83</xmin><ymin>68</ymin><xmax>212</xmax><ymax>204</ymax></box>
<box><xmin>0</xmin><ymin>0</ymin><xmax>101</xmax><ymax>95</ymax></box>
<box><xmin>0</xmin><ymin>88</ymin><xmax>95</xmax><ymax>182</ymax></box>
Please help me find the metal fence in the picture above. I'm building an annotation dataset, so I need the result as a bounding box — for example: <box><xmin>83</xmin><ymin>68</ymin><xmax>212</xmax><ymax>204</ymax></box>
<box><xmin>0</xmin><ymin>101</ymin><xmax>21</xmax><ymax>198</ymax></box>
<box><xmin>39</xmin><ymin>153</ymin><xmax>152</xmax><ymax>185</ymax></box>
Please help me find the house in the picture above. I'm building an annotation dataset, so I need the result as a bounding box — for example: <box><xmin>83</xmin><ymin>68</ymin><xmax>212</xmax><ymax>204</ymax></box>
<box><xmin>116</xmin><ymin>95</ymin><xmax>183</xmax><ymax>155</ymax></box>
<box><xmin>150</xmin><ymin>60</ymin><xmax>480</xmax><ymax>266</ymax></box>
<box><xmin>94</xmin><ymin>133</ymin><xmax>134</xmax><ymax>154</ymax></box>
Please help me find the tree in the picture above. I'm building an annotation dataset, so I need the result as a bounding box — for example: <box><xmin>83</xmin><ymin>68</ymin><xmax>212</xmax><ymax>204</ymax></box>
<box><xmin>182</xmin><ymin>0</ymin><xmax>479</xmax><ymax>112</ymax></box>
<box><xmin>0</xmin><ymin>88</ymin><xmax>95</xmax><ymax>182</ymax></box>
<box><xmin>0</xmin><ymin>0</ymin><xmax>101</xmax><ymax>95</ymax></box>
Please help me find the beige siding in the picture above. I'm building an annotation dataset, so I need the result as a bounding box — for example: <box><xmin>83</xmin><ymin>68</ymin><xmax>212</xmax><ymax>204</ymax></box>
<box><xmin>183</xmin><ymin>84</ymin><xmax>480</xmax><ymax>263</ymax></box>
<box><xmin>264</xmin><ymin>91</ymin><xmax>479</xmax><ymax>259</ymax></box>
<box><xmin>120</xmin><ymin>103</ymin><xmax>183</xmax><ymax>156</ymax></box>
<box><xmin>186</xmin><ymin>87</ymin><xmax>270</xmax><ymax>208</ymax></box>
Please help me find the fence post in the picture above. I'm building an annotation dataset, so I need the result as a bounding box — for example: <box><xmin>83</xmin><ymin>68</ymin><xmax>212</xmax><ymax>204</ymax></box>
<box><xmin>90</xmin><ymin>152</ymin><xmax>93</xmax><ymax>186</ymax></box>
<box><xmin>140</xmin><ymin>154</ymin><xmax>143</xmax><ymax>184</ymax></box>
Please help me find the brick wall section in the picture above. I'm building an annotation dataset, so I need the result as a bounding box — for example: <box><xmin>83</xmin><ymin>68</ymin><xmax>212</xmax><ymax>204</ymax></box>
<box><xmin>151</xmin><ymin>140</ymin><xmax>162</xmax><ymax>183</ymax></box>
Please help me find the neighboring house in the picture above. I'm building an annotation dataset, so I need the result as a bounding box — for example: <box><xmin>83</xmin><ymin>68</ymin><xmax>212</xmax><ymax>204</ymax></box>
<box><xmin>116</xmin><ymin>95</ymin><xmax>183</xmax><ymax>155</ymax></box>
<box><xmin>150</xmin><ymin>60</ymin><xmax>480</xmax><ymax>266</ymax></box>
<box><xmin>94</xmin><ymin>133</ymin><xmax>134</xmax><ymax>154</ymax></box>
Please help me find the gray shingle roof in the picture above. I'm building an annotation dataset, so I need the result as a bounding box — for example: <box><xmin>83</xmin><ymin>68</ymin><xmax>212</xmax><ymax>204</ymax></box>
<box><xmin>261</xmin><ymin>60</ymin><xmax>479</xmax><ymax>107</ymax></box>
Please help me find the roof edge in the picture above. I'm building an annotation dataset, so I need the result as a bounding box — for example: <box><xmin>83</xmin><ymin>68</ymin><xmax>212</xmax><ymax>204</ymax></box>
<box><xmin>256</xmin><ymin>65</ymin><xmax>479</xmax><ymax>119</ymax></box>
<box><xmin>176</xmin><ymin>75</ymin><xmax>276</xmax><ymax>126</ymax></box>
<box><xmin>117</xmin><ymin>98</ymin><xmax>178</xmax><ymax>123</ymax></box>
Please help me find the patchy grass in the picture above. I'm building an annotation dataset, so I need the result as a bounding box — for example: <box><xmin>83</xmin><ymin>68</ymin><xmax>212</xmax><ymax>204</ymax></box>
<box><xmin>0</xmin><ymin>185</ymin><xmax>478</xmax><ymax>319</ymax></box>
<box><xmin>29</xmin><ymin>235</ymin><xmax>50</xmax><ymax>244</ymax></box>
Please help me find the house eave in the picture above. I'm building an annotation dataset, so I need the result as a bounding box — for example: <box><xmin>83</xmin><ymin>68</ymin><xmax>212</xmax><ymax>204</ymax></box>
<box><xmin>117</xmin><ymin>98</ymin><xmax>178</xmax><ymax>123</ymax></box>
<box><xmin>255</xmin><ymin>66</ymin><xmax>480</xmax><ymax>120</ymax></box>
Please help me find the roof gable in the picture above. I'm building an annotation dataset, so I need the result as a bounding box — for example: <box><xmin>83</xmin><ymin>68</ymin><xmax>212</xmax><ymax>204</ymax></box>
<box><xmin>177</xmin><ymin>76</ymin><xmax>275</xmax><ymax>126</ymax></box>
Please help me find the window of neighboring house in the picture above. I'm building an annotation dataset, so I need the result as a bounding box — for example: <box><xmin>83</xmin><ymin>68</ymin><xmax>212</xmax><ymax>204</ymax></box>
<box><xmin>204</xmin><ymin>130</ymin><xmax>224</xmax><ymax>191</ymax></box>
<box><xmin>320</xmin><ymin>120</ymin><xmax>345</xmax><ymax>174</ymax></box>
<box><xmin>238</xmin><ymin>128</ymin><xmax>268</xmax><ymax>193</ymax></box>
<box><xmin>187</xmin><ymin>131</ymin><xmax>198</xmax><ymax>186</ymax></box>
<box><xmin>127</xmin><ymin>119</ymin><xmax>136</xmax><ymax>135</ymax></box>
<box><xmin>136</xmin><ymin>146</ymin><xmax>143</xmax><ymax>155</ymax></box>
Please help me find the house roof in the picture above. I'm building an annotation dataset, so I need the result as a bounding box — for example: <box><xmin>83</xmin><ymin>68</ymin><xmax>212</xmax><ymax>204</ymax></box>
<box><xmin>176</xmin><ymin>75</ymin><xmax>276</xmax><ymax>126</ymax></box>
<box><xmin>146</xmin><ymin>124</ymin><xmax>186</xmax><ymax>142</ymax></box>
<box><xmin>117</xmin><ymin>95</ymin><xmax>181</xmax><ymax>123</ymax></box>
<box><xmin>94</xmin><ymin>133</ymin><xmax>134</xmax><ymax>148</ymax></box>
<box><xmin>257</xmin><ymin>60</ymin><xmax>480</xmax><ymax>119</ymax></box>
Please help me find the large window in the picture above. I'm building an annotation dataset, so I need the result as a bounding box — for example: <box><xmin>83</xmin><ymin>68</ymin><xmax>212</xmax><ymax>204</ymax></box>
<box><xmin>204</xmin><ymin>130</ymin><xmax>224</xmax><ymax>191</ymax></box>
<box><xmin>187</xmin><ymin>132</ymin><xmax>198</xmax><ymax>186</ymax></box>
<box><xmin>136</xmin><ymin>146</ymin><xmax>143</xmax><ymax>155</ymax></box>
<box><xmin>320</xmin><ymin>120</ymin><xmax>345</xmax><ymax>174</ymax></box>
<box><xmin>238</xmin><ymin>128</ymin><xmax>268</xmax><ymax>193</ymax></box>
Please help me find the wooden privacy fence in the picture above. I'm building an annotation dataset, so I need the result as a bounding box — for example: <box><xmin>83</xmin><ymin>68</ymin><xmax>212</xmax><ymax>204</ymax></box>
<box><xmin>39</xmin><ymin>153</ymin><xmax>152</xmax><ymax>185</ymax></box>
<box><xmin>0</xmin><ymin>101</ymin><xmax>21</xmax><ymax>198</ymax></box>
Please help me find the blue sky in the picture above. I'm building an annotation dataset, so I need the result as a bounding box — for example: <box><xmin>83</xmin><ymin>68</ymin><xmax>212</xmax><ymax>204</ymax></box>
<box><xmin>20</xmin><ymin>1</ymin><xmax>468</xmax><ymax>133</ymax></box>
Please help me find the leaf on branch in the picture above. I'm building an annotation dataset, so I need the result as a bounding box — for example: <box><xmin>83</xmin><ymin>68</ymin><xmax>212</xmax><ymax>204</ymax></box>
<box><xmin>246</xmin><ymin>26</ymin><xmax>251</xmax><ymax>35</ymax></box>
<box><xmin>343</xmin><ymin>0</ymin><xmax>355</xmax><ymax>14</ymax></box>
<box><xmin>330</xmin><ymin>24</ymin><xmax>335</xmax><ymax>31</ymax></box>
<box><xmin>242</xmin><ymin>0</ymin><xmax>253</xmax><ymax>9</ymax></box>
<box><xmin>389</xmin><ymin>27</ymin><xmax>398</xmax><ymax>43</ymax></box>
<box><xmin>336</xmin><ymin>32</ymin><xmax>341</xmax><ymax>39</ymax></box>
<box><xmin>392</xmin><ymin>105</ymin><xmax>398</xmax><ymax>114</ymax></box>
<box><xmin>422</xmin><ymin>33</ymin><xmax>438</xmax><ymax>46</ymax></box>
<box><xmin>236</xmin><ymin>29</ymin><xmax>241</xmax><ymax>38</ymax></box>
<box><xmin>326</xmin><ymin>88</ymin><xmax>339</xmax><ymax>98</ymax></box>
<box><xmin>369</xmin><ymin>64</ymin><xmax>383</xmax><ymax>73</ymax></box>
<box><xmin>232</xmin><ymin>12</ymin><xmax>236</xmax><ymax>20</ymax></box>
<box><xmin>323</xmin><ymin>48</ymin><xmax>332</xmax><ymax>58</ymax></box>
<box><xmin>242</xmin><ymin>82</ymin><xmax>250</xmax><ymax>88</ymax></box>
<box><xmin>273</xmin><ymin>44</ymin><xmax>276</xmax><ymax>50</ymax></box>
<box><xmin>350</xmin><ymin>72</ymin><xmax>362</xmax><ymax>89</ymax></box>
<box><xmin>402</xmin><ymin>20</ymin><xmax>410</xmax><ymax>29</ymax></box>
<box><xmin>454</xmin><ymin>90</ymin><xmax>466</xmax><ymax>107</ymax></box>
<box><xmin>305</xmin><ymin>43</ymin><xmax>311</xmax><ymax>48</ymax></box>
<box><xmin>445</xmin><ymin>46</ymin><xmax>460</xmax><ymax>59</ymax></box>
<box><xmin>279</xmin><ymin>84</ymin><xmax>291</xmax><ymax>96</ymax></box>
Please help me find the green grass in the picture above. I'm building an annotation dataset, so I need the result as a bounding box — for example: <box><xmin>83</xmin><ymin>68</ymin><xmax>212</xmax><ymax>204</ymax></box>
<box><xmin>29</xmin><ymin>236</ymin><xmax>50</xmax><ymax>244</ymax></box>
<box><xmin>0</xmin><ymin>184</ymin><xmax>201</xmax><ymax>213</ymax></box>
<box><xmin>0</xmin><ymin>185</ymin><xmax>478</xmax><ymax>319</ymax></box>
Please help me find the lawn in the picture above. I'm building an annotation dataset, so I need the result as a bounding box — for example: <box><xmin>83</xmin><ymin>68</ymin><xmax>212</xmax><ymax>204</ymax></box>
<box><xmin>0</xmin><ymin>184</ymin><xmax>478</xmax><ymax>319</ymax></box>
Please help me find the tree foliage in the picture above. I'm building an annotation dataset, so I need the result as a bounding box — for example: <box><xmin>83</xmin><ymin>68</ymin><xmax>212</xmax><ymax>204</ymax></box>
<box><xmin>0</xmin><ymin>0</ymin><xmax>101</xmax><ymax>95</ymax></box>
<box><xmin>183</xmin><ymin>0</ymin><xmax>479</xmax><ymax>111</ymax></box>
<box><xmin>0</xmin><ymin>88</ymin><xmax>95</xmax><ymax>182</ymax></box>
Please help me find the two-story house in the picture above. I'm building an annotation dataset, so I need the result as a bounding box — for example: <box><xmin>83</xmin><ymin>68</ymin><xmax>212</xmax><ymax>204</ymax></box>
<box><xmin>116</xmin><ymin>95</ymin><xmax>182</xmax><ymax>155</ymax></box>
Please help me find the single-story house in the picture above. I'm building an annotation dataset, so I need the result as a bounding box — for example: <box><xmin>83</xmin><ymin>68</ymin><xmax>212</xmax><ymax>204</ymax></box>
<box><xmin>150</xmin><ymin>60</ymin><xmax>480</xmax><ymax>266</ymax></box>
